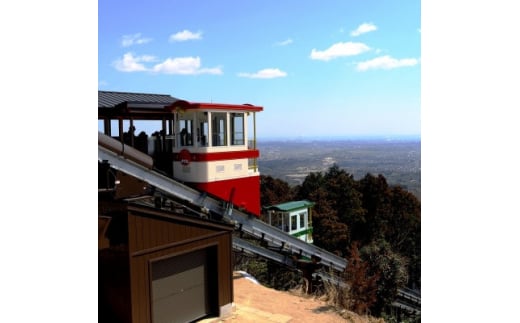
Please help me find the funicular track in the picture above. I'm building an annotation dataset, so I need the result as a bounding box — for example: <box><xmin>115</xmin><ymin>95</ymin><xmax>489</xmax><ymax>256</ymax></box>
<box><xmin>98</xmin><ymin>143</ymin><xmax>347</xmax><ymax>272</ymax></box>
<box><xmin>98</xmin><ymin>140</ymin><xmax>420</xmax><ymax>312</ymax></box>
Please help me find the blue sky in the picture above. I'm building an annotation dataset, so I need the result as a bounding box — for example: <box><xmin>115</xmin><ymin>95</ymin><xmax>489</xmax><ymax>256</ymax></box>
<box><xmin>5</xmin><ymin>3</ymin><xmax>520</xmax><ymax>321</ymax></box>
<box><xmin>99</xmin><ymin>0</ymin><xmax>421</xmax><ymax>139</ymax></box>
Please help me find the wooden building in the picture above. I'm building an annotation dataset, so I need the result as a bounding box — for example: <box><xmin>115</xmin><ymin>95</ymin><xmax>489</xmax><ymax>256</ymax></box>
<box><xmin>98</xmin><ymin>199</ymin><xmax>234</xmax><ymax>323</ymax></box>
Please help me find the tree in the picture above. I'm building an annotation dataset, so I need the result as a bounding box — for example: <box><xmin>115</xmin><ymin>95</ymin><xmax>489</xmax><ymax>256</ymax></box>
<box><xmin>388</xmin><ymin>186</ymin><xmax>421</xmax><ymax>289</ymax></box>
<box><xmin>323</xmin><ymin>165</ymin><xmax>366</xmax><ymax>243</ymax></box>
<box><xmin>360</xmin><ymin>239</ymin><xmax>409</xmax><ymax>316</ymax></box>
<box><xmin>295</xmin><ymin>167</ymin><xmax>364</xmax><ymax>256</ymax></box>
<box><xmin>345</xmin><ymin>242</ymin><xmax>379</xmax><ymax>315</ymax></box>
<box><xmin>356</xmin><ymin>173</ymin><xmax>393</xmax><ymax>244</ymax></box>
<box><xmin>294</xmin><ymin>171</ymin><xmax>324</xmax><ymax>201</ymax></box>
<box><xmin>307</xmin><ymin>186</ymin><xmax>349</xmax><ymax>255</ymax></box>
<box><xmin>260</xmin><ymin>175</ymin><xmax>293</xmax><ymax>207</ymax></box>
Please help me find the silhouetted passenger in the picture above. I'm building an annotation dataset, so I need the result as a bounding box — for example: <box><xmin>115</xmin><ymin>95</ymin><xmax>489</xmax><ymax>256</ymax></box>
<box><xmin>180</xmin><ymin>128</ymin><xmax>187</xmax><ymax>146</ymax></box>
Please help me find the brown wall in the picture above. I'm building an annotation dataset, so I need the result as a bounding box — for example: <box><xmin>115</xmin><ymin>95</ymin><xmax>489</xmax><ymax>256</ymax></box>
<box><xmin>126</xmin><ymin>205</ymin><xmax>233</xmax><ymax>323</ymax></box>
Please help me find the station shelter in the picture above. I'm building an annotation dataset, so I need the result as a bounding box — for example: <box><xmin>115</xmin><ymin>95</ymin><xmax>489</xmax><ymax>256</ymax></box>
<box><xmin>264</xmin><ymin>200</ymin><xmax>314</xmax><ymax>243</ymax></box>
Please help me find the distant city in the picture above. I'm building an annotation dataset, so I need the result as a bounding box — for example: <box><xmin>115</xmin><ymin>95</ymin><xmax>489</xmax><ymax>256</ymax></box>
<box><xmin>257</xmin><ymin>138</ymin><xmax>421</xmax><ymax>199</ymax></box>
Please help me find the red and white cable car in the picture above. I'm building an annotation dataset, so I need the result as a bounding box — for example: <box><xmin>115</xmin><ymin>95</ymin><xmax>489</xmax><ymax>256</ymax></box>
<box><xmin>98</xmin><ymin>91</ymin><xmax>263</xmax><ymax>216</ymax></box>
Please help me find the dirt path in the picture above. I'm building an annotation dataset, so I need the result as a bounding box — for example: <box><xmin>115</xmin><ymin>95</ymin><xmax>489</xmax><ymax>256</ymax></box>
<box><xmin>202</xmin><ymin>272</ymin><xmax>382</xmax><ymax>323</ymax></box>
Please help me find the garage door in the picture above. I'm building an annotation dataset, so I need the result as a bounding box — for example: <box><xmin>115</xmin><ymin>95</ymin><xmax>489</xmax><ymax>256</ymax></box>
<box><xmin>151</xmin><ymin>248</ymin><xmax>210</xmax><ymax>323</ymax></box>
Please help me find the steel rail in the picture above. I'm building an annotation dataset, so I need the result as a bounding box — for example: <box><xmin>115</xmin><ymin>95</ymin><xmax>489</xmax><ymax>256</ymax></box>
<box><xmin>99</xmin><ymin>145</ymin><xmax>347</xmax><ymax>272</ymax></box>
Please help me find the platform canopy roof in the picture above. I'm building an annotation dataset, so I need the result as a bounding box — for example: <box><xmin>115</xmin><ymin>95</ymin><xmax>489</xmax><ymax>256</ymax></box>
<box><xmin>99</xmin><ymin>91</ymin><xmax>263</xmax><ymax>119</ymax></box>
<box><xmin>98</xmin><ymin>90</ymin><xmax>180</xmax><ymax>108</ymax></box>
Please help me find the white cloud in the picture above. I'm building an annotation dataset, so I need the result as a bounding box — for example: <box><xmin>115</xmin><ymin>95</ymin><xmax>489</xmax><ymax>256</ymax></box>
<box><xmin>356</xmin><ymin>55</ymin><xmax>419</xmax><ymax>71</ymax></box>
<box><xmin>238</xmin><ymin>68</ymin><xmax>287</xmax><ymax>79</ymax></box>
<box><xmin>275</xmin><ymin>38</ymin><xmax>293</xmax><ymax>46</ymax></box>
<box><xmin>113</xmin><ymin>53</ymin><xmax>156</xmax><ymax>72</ymax></box>
<box><xmin>351</xmin><ymin>23</ymin><xmax>378</xmax><ymax>37</ymax></box>
<box><xmin>121</xmin><ymin>33</ymin><xmax>152</xmax><ymax>47</ymax></box>
<box><xmin>169</xmin><ymin>30</ymin><xmax>203</xmax><ymax>42</ymax></box>
<box><xmin>310</xmin><ymin>42</ymin><xmax>370</xmax><ymax>61</ymax></box>
<box><xmin>152</xmin><ymin>56</ymin><xmax>222</xmax><ymax>75</ymax></box>
<box><xmin>112</xmin><ymin>53</ymin><xmax>221</xmax><ymax>75</ymax></box>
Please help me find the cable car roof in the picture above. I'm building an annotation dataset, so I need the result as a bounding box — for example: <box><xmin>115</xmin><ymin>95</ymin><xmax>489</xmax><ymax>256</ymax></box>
<box><xmin>264</xmin><ymin>200</ymin><xmax>315</xmax><ymax>212</ymax></box>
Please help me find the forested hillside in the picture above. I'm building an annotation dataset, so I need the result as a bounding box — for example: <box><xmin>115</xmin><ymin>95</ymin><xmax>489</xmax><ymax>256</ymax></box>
<box><xmin>260</xmin><ymin>165</ymin><xmax>420</xmax><ymax>318</ymax></box>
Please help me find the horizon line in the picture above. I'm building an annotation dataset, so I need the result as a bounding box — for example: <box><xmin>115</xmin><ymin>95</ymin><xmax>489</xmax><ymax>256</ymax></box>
<box><xmin>256</xmin><ymin>134</ymin><xmax>421</xmax><ymax>141</ymax></box>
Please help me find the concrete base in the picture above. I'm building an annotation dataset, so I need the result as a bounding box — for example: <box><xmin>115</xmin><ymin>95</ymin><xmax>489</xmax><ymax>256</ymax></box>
<box><xmin>219</xmin><ymin>302</ymin><xmax>235</xmax><ymax>318</ymax></box>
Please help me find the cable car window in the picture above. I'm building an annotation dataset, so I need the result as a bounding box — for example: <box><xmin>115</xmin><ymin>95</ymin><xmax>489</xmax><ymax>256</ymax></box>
<box><xmin>231</xmin><ymin>113</ymin><xmax>244</xmax><ymax>145</ymax></box>
<box><xmin>195</xmin><ymin>112</ymin><xmax>209</xmax><ymax>147</ymax></box>
<box><xmin>212</xmin><ymin>112</ymin><xmax>227</xmax><ymax>146</ymax></box>
<box><xmin>299</xmin><ymin>212</ymin><xmax>306</xmax><ymax>229</ymax></box>
<box><xmin>179</xmin><ymin>119</ymin><xmax>193</xmax><ymax>146</ymax></box>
